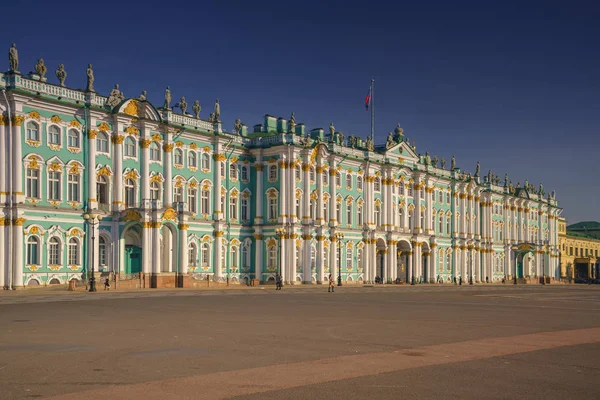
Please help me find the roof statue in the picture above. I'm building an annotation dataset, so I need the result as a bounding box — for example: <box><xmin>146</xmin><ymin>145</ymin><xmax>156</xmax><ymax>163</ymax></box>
<box><xmin>539</xmin><ymin>183</ymin><xmax>544</xmax><ymax>196</ymax></box>
<box><xmin>163</xmin><ymin>86</ymin><xmax>172</xmax><ymax>109</ymax></box>
<box><xmin>440</xmin><ymin>157</ymin><xmax>446</xmax><ymax>169</ymax></box>
<box><xmin>411</xmin><ymin>139</ymin><xmax>416</xmax><ymax>151</ymax></box>
<box><xmin>139</xmin><ymin>90</ymin><xmax>147</xmax><ymax>101</ymax></box>
<box><xmin>504</xmin><ymin>174</ymin><xmax>508</xmax><ymax>187</ymax></box>
<box><xmin>348</xmin><ymin>134</ymin><xmax>356</xmax><ymax>148</ymax></box>
<box><xmin>213</xmin><ymin>99</ymin><xmax>220</xmax><ymax>121</ymax></box>
<box><xmin>208</xmin><ymin>112</ymin><xmax>215</xmax><ymax>122</ymax></box>
<box><xmin>524</xmin><ymin>179</ymin><xmax>528</xmax><ymax>189</ymax></box>
<box><xmin>192</xmin><ymin>100</ymin><xmax>201</xmax><ymax>119</ymax></box>
<box><xmin>288</xmin><ymin>112</ymin><xmax>296</xmax><ymax>133</ymax></box>
<box><xmin>451</xmin><ymin>155</ymin><xmax>456</xmax><ymax>170</ymax></box>
<box><xmin>425</xmin><ymin>152</ymin><xmax>431</xmax><ymax>166</ymax></box>
<box><xmin>233</xmin><ymin>119</ymin><xmax>242</xmax><ymax>134</ymax></box>
<box><xmin>475</xmin><ymin>161</ymin><xmax>480</xmax><ymax>177</ymax></box>
<box><xmin>8</xmin><ymin>43</ymin><xmax>18</xmax><ymax>72</ymax></box>
<box><xmin>394</xmin><ymin>123</ymin><xmax>404</xmax><ymax>142</ymax></box>
<box><xmin>105</xmin><ymin>84</ymin><xmax>125</xmax><ymax>108</ymax></box>
<box><xmin>386</xmin><ymin>131</ymin><xmax>395</xmax><ymax>149</ymax></box>
<box><xmin>329</xmin><ymin>122</ymin><xmax>335</xmax><ymax>137</ymax></box>
<box><xmin>178</xmin><ymin>96</ymin><xmax>187</xmax><ymax>115</ymax></box>
<box><xmin>35</xmin><ymin>58</ymin><xmax>47</xmax><ymax>79</ymax></box>
<box><xmin>86</xmin><ymin>63</ymin><xmax>95</xmax><ymax>92</ymax></box>
<box><xmin>338</xmin><ymin>131</ymin><xmax>345</xmax><ymax>146</ymax></box>
<box><xmin>365</xmin><ymin>136</ymin><xmax>374</xmax><ymax>151</ymax></box>
<box><xmin>432</xmin><ymin>155</ymin><xmax>438</xmax><ymax>168</ymax></box>
<box><xmin>55</xmin><ymin>64</ymin><xmax>67</xmax><ymax>86</ymax></box>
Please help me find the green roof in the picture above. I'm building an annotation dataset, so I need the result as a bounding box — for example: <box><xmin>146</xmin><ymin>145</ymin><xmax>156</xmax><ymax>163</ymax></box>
<box><xmin>566</xmin><ymin>231</ymin><xmax>599</xmax><ymax>240</ymax></box>
<box><xmin>567</xmin><ymin>221</ymin><xmax>600</xmax><ymax>230</ymax></box>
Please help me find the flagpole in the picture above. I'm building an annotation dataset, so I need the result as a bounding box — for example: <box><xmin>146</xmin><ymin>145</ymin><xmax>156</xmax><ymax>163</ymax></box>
<box><xmin>370</xmin><ymin>79</ymin><xmax>375</xmax><ymax>142</ymax></box>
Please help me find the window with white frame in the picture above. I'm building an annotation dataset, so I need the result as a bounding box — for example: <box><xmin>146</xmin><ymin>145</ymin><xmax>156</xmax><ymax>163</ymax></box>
<box><xmin>336</xmin><ymin>172</ymin><xmax>341</xmax><ymax>187</ymax></box>
<box><xmin>374</xmin><ymin>177</ymin><xmax>381</xmax><ymax>191</ymax></box>
<box><xmin>420</xmin><ymin>212</ymin><xmax>425</xmax><ymax>229</ymax></box>
<box><xmin>357</xmin><ymin>175</ymin><xmax>363</xmax><ymax>191</ymax></box>
<box><xmin>399</xmin><ymin>183</ymin><xmax>404</xmax><ymax>196</ymax></box>
<box><xmin>408</xmin><ymin>185</ymin><xmax>413</xmax><ymax>197</ymax></box>
<box><xmin>26</xmin><ymin>168</ymin><xmax>40</xmax><ymax>198</ymax></box>
<box><xmin>188</xmin><ymin>188</ymin><xmax>197</xmax><ymax>213</ymax></box>
<box><xmin>48</xmin><ymin>125</ymin><xmax>61</xmax><ymax>145</ymax></box>
<box><xmin>230</xmin><ymin>164</ymin><xmax>238</xmax><ymax>180</ymax></box>
<box><xmin>67</xmin><ymin>172</ymin><xmax>80</xmax><ymax>202</ymax></box>
<box><xmin>408</xmin><ymin>209</ymin><xmax>414</xmax><ymax>228</ymax></box>
<box><xmin>323</xmin><ymin>170</ymin><xmax>329</xmax><ymax>186</ymax></box>
<box><xmin>202</xmin><ymin>243</ymin><xmax>210</xmax><ymax>267</ymax></box>
<box><xmin>188</xmin><ymin>151</ymin><xmax>197</xmax><ymax>168</ymax></box>
<box><xmin>68</xmin><ymin>129</ymin><xmax>80</xmax><ymax>148</ymax></box>
<box><xmin>311</xmin><ymin>246</ymin><xmax>316</xmax><ymax>270</ymax></box>
<box><xmin>48</xmin><ymin>237</ymin><xmax>60</xmax><ymax>265</ymax></box>
<box><xmin>268</xmin><ymin>246</ymin><xmax>277</xmax><ymax>269</ymax></box>
<box><xmin>150</xmin><ymin>142</ymin><xmax>161</xmax><ymax>161</ymax></box>
<box><xmin>242</xmin><ymin>244</ymin><xmax>250</xmax><ymax>268</ymax></box>
<box><xmin>124</xmin><ymin>137</ymin><xmax>136</xmax><ymax>157</ymax></box>
<box><xmin>96</xmin><ymin>132</ymin><xmax>109</xmax><ymax>153</ymax></box>
<box><xmin>420</xmin><ymin>188</ymin><xmax>424</xmax><ymax>199</ymax></box>
<box><xmin>438</xmin><ymin>190</ymin><xmax>443</xmax><ymax>203</ymax></box>
<box><xmin>26</xmin><ymin>121</ymin><xmax>39</xmax><ymax>141</ymax></box>
<box><xmin>68</xmin><ymin>238</ymin><xmax>79</xmax><ymax>265</ymax></box>
<box><xmin>220</xmin><ymin>162</ymin><xmax>225</xmax><ymax>177</ymax></box>
<box><xmin>310</xmin><ymin>167</ymin><xmax>315</xmax><ymax>182</ymax></box>
<box><xmin>346</xmin><ymin>247</ymin><xmax>353</xmax><ymax>269</ymax></box>
<box><xmin>446</xmin><ymin>192</ymin><xmax>451</xmax><ymax>204</ymax></box>
<box><xmin>357</xmin><ymin>204</ymin><xmax>363</xmax><ymax>226</ymax></box>
<box><xmin>150</xmin><ymin>181</ymin><xmax>160</xmax><ymax>201</ymax></box>
<box><xmin>174</xmin><ymin>149</ymin><xmax>183</xmax><ymax>165</ymax></box>
<box><xmin>97</xmin><ymin>175</ymin><xmax>108</xmax><ymax>205</ymax></box>
<box><xmin>268</xmin><ymin>195</ymin><xmax>278</xmax><ymax>220</ymax></box>
<box><xmin>174</xmin><ymin>186</ymin><xmax>183</xmax><ymax>203</ymax></box>
<box><xmin>48</xmin><ymin>171</ymin><xmax>61</xmax><ymax>201</ymax></box>
<box><xmin>231</xmin><ymin>246</ymin><xmax>238</xmax><ymax>269</ymax></box>
<box><xmin>27</xmin><ymin>236</ymin><xmax>40</xmax><ymax>265</ymax></box>
<box><xmin>125</xmin><ymin>179</ymin><xmax>136</xmax><ymax>207</ymax></box>
<box><xmin>99</xmin><ymin>236</ymin><xmax>107</xmax><ymax>267</ymax></box>
<box><xmin>346</xmin><ymin>202</ymin><xmax>352</xmax><ymax>225</ymax></box>
<box><xmin>268</xmin><ymin>165</ymin><xmax>277</xmax><ymax>181</ymax></box>
<box><xmin>375</xmin><ymin>204</ymin><xmax>381</xmax><ymax>226</ymax></box>
<box><xmin>230</xmin><ymin>196</ymin><xmax>238</xmax><ymax>219</ymax></box>
<box><xmin>346</xmin><ymin>174</ymin><xmax>352</xmax><ymax>189</ymax></box>
<box><xmin>439</xmin><ymin>215</ymin><xmax>444</xmax><ymax>234</ymax></box>
<box><xmin>241</xmin><ymin>165</ymin><xmax>249</xmax><ymax>182</ymax></box>
<box><xmin>295</xmin><ymin>197</ymin><xmax>301</xmax><ymax>219</ymax></box>
<box><xmin>201</xmin><ymin>153</ymin><xmax>210</xmax><ymax>170</ymax></box>
<box><xmin>336</xmin><ymin>200</ymin><xmax>342</xmax><ymax>223</ymax></box>
<box><xmin>188</xmin><ymin>243</ymin><xmax>198</xmax><ymax>268</ymax></box>
<box><xmin>241</xmin><ymin>197</ymin><xmax>249</xmax><ymax>221</ymax></box>
<box><xmin>398</xmin><ymin>206</ymin><xmax>403</xmax><ymax>226</ymax></box>
<box><xmin>201</xmin><ymin>188</ymin><xmax>210</xmax><ymax>214</ymax></box>
<box><xmin>295</xmin><ymin>165</ymin><xmax>301</xmax><ymax>181</ymax></box>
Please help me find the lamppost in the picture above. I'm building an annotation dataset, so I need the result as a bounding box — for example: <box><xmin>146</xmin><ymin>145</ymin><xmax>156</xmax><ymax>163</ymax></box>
<box><xmin>275</xmin><ymin>227</ymin><xmax>285</xmax><ymax>277</ymax></box>
<box><xmin>335</xmin><ymin>232</ymin><xmax>345</xmax><ymax>286</ymax></box>
<box><xmin>83</xmin><ymin>212</ymin><xmax>103</xmax><ymax>292</ymax></box>
<box><xmin>542</xmin><ymin>239</ymin><xmax>549</xmax><ymax>285</ymax></box>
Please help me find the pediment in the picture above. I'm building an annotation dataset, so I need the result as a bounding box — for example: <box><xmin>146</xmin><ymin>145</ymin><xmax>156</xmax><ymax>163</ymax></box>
<box><xmin>385</xmin><ymin>141</ymin><xmax>419</xmax><ymax>163</ymax></box>
<box><xmin>117</xmin><ymin>99</ymin><xmax>162</xmax><ymax>122</ymax></box>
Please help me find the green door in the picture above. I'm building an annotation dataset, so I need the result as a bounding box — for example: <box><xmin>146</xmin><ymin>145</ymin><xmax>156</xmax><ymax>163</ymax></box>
<box><xmin>516</xmin><ymin>260</ymin><xmax>524</xmax><ymax>278</ymax></box>
<box><xmin>125</xmin><ymin>245</ymin><xmax>142</xmax><ymax>274</ymax></box>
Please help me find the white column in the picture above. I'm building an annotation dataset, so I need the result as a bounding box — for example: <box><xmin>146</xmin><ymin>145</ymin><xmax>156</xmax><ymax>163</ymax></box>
<box><xmin>279</xmin><ymin>236</ymin><xmax>286</xmax><ymax>282</ymax></box>
<box><xmin>414</xmin><ymin>243</ymin><xmax>422</xmax><ymax>282</ymax></box>
<box><xmin>302</xmin><ymin>163</ymin><xmax>311</xmax><ymax>222</ymax></box>
<box><xmin>141</xmin><ymin>128</ymin><xmax>150</xmax><ymax>203</ymax></box>
<box><xmin>316</xmin><ymin>165</ymin><xmax>324</xmax><ymax>223</ymax></box>
<box><xmin>426</xmin><ymin>187</ymin><xmax>433</xmax><ymax>234</ymax></box>
<box><xmin>12</xmin><ymin>118</ymin><xmax>24</xmax><ymax>204</ymax></box>
<box><xmin>163</xmin><ymin>138</ymin><xmax>173</xmax><ymax>207</ymax></box>
<box><xmin>288</xmin><ymin>234</ymin><xmax>297</xmax><ymax>284</ymax></box>
<box><xmin>329</xmin><ymin>162</ymin><xmax>337</xmax><ymax>226</ymax></box>
<box><xmin>152</xmin><ymin>223</ymin><xmax>161</xmax><ymax>274</ymax></box>
<box><xmin>254</xmin><ymin>160</ymin><xmax>263</xmax><ymax>224</ymax></box>
<box><xmin>414</xmin><ymin>181</ymin><xmax>422</xmax><ymax>233</ymax></box>
<box><xmin>0</xmin><ymin>121</ymin><xmax>6</xmax><ymax>204</ymax></box>
<box><xmin>430</xmin><ymin>245</ymin><xmax>437</xmax><ymax>283</ymax></box>
<box><xmin>254</xmin><ymin>234</ymin><xmax>263</xmax><ymax>281</ymax></box>
<box><xmin>113</xmin><ymin>134</ymin><xmax>123</xmax><ymax>211</ymax></box>
<box><xmin>330</xmin><ymin>235</ymin><xmax>338</xmax><ymax>282</ymax></box>
<box><xmin>142</xmin><ymin>222</ymin><xmax>151</xmax><ymax>274</ymax></box>
<box><xmin>213</xmin><ymin>149</ymin><xmax>223</xmax><ymax>220</ymax></box>
<box><xmin>214</xmin><ymin>232</ymin><xmax>223</xmax><ymax>279</ymax></box>
<box><xmin>407</xmin><ymin>249</ymin><xmax>413</xmax><ymax>283</ymax></box>
<box><xmin>317</xmin><ymin>235</ymin><xmax>325</xmax><ymax>283</ymax></box>
<box><xmin>279</xmin><ymin>160</ymin><xmax>287</xmax><ymax>222</ymax></box>
<box><xmin>13</xmin><ymin>217</ymin><xmax>24</xmax><ymax>288</ymax></box>
<box><xmin>0</xmin><ymin>219</ymin><xmax>5</xmax><ymax>288</ymax></box>
<box><xmin>179</xmin><ymin>221</ymin><xmax>188</xmax><ymax>275</ymax></box>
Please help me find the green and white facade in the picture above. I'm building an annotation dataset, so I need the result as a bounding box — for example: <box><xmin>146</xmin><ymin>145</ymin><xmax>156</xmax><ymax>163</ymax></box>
<box><xmin>0</xmin><ymin>68</ymin><xmax>562</xmax><ymax>288</ymax></box>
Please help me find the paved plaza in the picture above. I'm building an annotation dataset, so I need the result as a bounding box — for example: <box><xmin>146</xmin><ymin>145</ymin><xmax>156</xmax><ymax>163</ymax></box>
<box><xmin>0</xmin><ymin>285</ymin><xmax>599</xmax><ymax>399</ymax></box>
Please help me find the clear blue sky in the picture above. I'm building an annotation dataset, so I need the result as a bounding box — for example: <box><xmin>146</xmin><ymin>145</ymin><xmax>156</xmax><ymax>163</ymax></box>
<box><xmin>2</xmin><ymin>0</ymin><xmax>598</xmax><ymax>224</ymax></box>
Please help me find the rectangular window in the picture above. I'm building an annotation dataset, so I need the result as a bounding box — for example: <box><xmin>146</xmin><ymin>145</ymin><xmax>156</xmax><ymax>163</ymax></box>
<box><xmin>230</xmin><ymin>197</ymin><xmax>238</xmax><ymax>220</ymax></box>
<box><xmin>67</xmin><ymin>173</ymin><xmax>80</xmax><ymax>202</ymax></box>
<box><xmin>68</xmin><ymin>243</ymin><xmax>78</xmax><ymax>265</ymax></box>
<box><xmin>201</xmin><ymin>190</ymin><xmax>210</xmax><ymax>214</ymax></box>
<box><xmin>48</xmin><ymin>171</ymin><xmax>61</xmax><ymax>201</ymax></box>
<box><xmin>241</xmin><ymin>198</ymin><xmax>249</xmax><ymax>221</ymax></box>
<box><xmin>358</xmin><ymin>206</ymin><xmax>363</xmax><ymax>227</ymax></box>
<box><xmin>26</xmin><ymin>168</ymin><xmax>39</xmax><ymax>198</ymax></box>
<box><xmin>346</xmin><ymin>203</ymin><xmax>352</xmax><ymax>225</ymax></box>
<box><xmin>268</xmin><ymin>198</ymin><xmax>278</xmax><ymax>220</ymax></box>
<box><xmin>188</xmin><ymin>189</ymin><xmax>197</xmax><ymax>213</ymax></box>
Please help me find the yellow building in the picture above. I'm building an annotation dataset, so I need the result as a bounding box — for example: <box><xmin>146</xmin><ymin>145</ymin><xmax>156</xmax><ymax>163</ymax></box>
<box><xmin>558</xmin><ymin>218</ymin><xmax>600</xmax><ymax>280</ymax></box>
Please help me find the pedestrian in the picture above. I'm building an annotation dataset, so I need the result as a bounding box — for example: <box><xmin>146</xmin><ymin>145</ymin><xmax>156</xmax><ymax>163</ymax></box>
<box><xmin>459</xmin><ymin>276</ymin><xmax>462</xmax><ymax>285</ymax></box>
<box><xmin>104</xmin><ymin>277</ymin><xmax>110</xmax><ymax>291</ymax></box>
<box><xmin>328</xmin><ymin>273</ymin><xmax>335</xmax><ymax>292</ymax></box>
<box><xmin>486</xmin><ymin>276</ymin><xmax>489</xmax><ymax>283</ymax></box>
<box><xmin>275</xmin><ymin>273</ymin><xmax>282</xmax><ymax>290</ymax></box>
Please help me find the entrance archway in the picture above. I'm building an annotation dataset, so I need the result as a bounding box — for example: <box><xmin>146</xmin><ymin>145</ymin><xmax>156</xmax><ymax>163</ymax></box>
<box><xmin>160</xmin><ymin>224</ymin><xmax>178</xmax><ymax>273</ymax></box>
<box><xmin>397</xmin><ymin>240</ymin><xmax>412</xmax><ymax>283</ymax></box>
<box><xmin>514</xmin><ymin>244</ymin><xmax>535</xmax><ymax>279</ymax></box>
<box><xmin>123</xmin><ymin>224</ymin><xmax>142</xmax><ymax>275</ymax></box>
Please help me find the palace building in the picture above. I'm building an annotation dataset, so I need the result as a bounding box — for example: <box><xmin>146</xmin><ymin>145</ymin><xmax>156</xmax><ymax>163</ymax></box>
<box><xmin>0</xmin><ymin>49</ymin><xmax>562</xmax><ymax>288</ymax></box>
<box><xmin>558</xmin><ymin>218</ymin><xmax>599</xmax><ymax>281</ymax></box>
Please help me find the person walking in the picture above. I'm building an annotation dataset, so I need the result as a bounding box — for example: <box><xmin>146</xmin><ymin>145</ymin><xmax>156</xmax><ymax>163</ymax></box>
<box><xmin>328</xmin><ymin>274</ymin><xmax>335</xmax><ymax>293</ymax></box>
<box><xmin>275</xmin><ymin>273</ymin><xmax>282</xmax><ymax>290</ymax></box>
<box><xmin>104</xmin><ymin>277</ymin><xmax>111</xmax><ymax>291</ymax></box>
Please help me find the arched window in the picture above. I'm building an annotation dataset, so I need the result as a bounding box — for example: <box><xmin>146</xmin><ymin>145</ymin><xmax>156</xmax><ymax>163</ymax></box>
<box><xmin>220</xmin><ymin>162</ymin><xmax>225</xmax><ymax>177</ymax></box>
<box><xmin>27</xmin><ymin>236</ymin><xmax>40</xmax><ymax>265</ymax></box>
<box><xmin>357</xmin><ymin>204</ymin><xmax>363</xmax><ymax>227</ymax></box>
<box><xmin>124</xmin><ymin>137</ymin><xmax>136</xmax><ymax>157</ymax></box>
<box><xmin>230</xmin><ymin>196</ymin><xmax>238</xmax><ymax>219</ymax></box>
<box><xmin>231</xmin><ymin>246</ymin><xmax>239</xmax><ymax>268</ymax></box>
<box><xmin>202</xmin><ymin>243</ymin><xmax>210</xmax><ymax>267</ymax></box>
<box><xmin>268</xmin><ymin>165</ymin><xmax>278</xmax><ymax>181</ymax></box>
<box><xmin>67</xmin><ymin>171</ymin><xmax>80</xmax><ymax>202</ymax></box>
<box><xmin>26</xmin><ymin>167</ymin><xmax>40</xmax><ymax>198</ymax></box>
<box><xmin>408</xmin><ymin>185</ymin><xmax>414</xmax><ymax>197</ymax></box>
<box><xmin>188</xmin><ymin>243</ymin><xmax>198</xmax><ymax>268</ymax></box>
<box><xmin>374</xmin><ymin>177</ymin><xmax>381</xmax><ymax>191</ymax></box>
<box><xmin>420</xmin><ymin>211</ymin><xmax>425</xmax><ymax>230</ymax></box>
<box><xmin>68</xmin><ymin>238</ymin><xmax>79</xmax><ymax>265</ymax></box>
<box><xmin>99</xmin><ymin>236</ymin><xmax>107</xmax><ymax>267</ymax></box>
<box><xmin>346</xmin><ymin>174</ymin><xmax>352</xmax><ymax>189</ymax></box>
<box><xmin>267</xmin><ymin>190</ymin><xmax>278</xmax><ymax>220</ymax></box>
<box><xmin>97</xmin><ymin>175</ymin><xmax>108</xmax><ymax>205</ymax></box>
<box><xmin>48</xmin><ymin>237</ymin><xmax>61</xmax><ymax>265</ymax></box>
<box><xmin>375</xmin><ymin>204</ymin><xmax>381</xmax><ymax>226</ymax></box>
<box><xmin>346</xmin><ymin>247</ymin><xmax>353</xmax><ymax>269</ymax></box>
<box><xmin>188</xmin><ymin>188</ymin><xmax>197</xmax><ymax>213</ymax></box>
<box><xmin>201</xmin><ymin>187</ymin><xmax>211</xmax><ymax>214</ymax></box>
<box><xmin>323</xmin><ymin>198</ymin><xmax>329</xmax><ymax>222</ymax></box>
<box><xmin>408</xmin><ymin>209</ymin><xmax>414</xmax><ymax>229</ymax></box>
<box><xmin>295</xmin><ymin>165</ymin><xmax>301</xmax><ymax>181</ymax></box>
<box><xmin>439</xmin><ymin>249</ymin><xmax>444</xmax><ymax>271</ymax></box>
<box><xmin>125</xmin><ymin>178</ymin><xmax>136</xmax><ymax>207</ymax></box>
<box><xmin>399</xmin><ymin>183</ymin><xmax>404</xmax><ymax>196</ymax></box>
<box><xmin>357</xmin><ymin>175</ymin><xmax>363</xmax><ymax>191</ymax></box>
<box><xmin>439</xmin><ymin>214</ymin><xmax>444</xmax><ymax>234</ymax></box>
<box><xmin>150</xmin><ymin>181</ymin><xmax>160</xmax><ymax>201</ymax></box>
<box><xmin>357</xmin><ymin>247</ymin><xmax>363</xmax><ymax>268</ymax></box>
<box><xmin>336</xmin><ymin>199</ymin><xmax>342</xmax><ymax>223</ymax></box>
<box><xmin>268</xmin><ymin>246</ymin><xmax>277</xmax><ymax>269</ymax></box>
<box><xmin>174</xmin><ymin>148</ymin><xmax>183</xmax><ymax>165</ymax></box>
<box><xmin>96</xmin><ymin>132</ymin><xmax>109</xmax><ymax>153</ymax></box>
<box><xmin>48</xmin><ymin>125</ymin><xmax>61</xmax><ymax>145</ymax></box>
<box><xmin>346</xmin><ymin>202</ymin><xmax>353</xmax><ymax>225</ymax></box>
<box><xmin>241</xmin><ymin>245</ymin><xmax>250</xmax><ymax>268</ymax></box>
<box><xmin>230</xmin><ymin>164</ymin><xmax>238</xmax><ymax>180</ymax></box>
<box><xmin>26</xmin><ymin>121</ymin><xmax>39</xmax><ymax>141</ymax></box>
<box><xmin>173</xmin><ymin>186</ymin><xmax>183</xmax><ymax>203</ymax></box>
<box><xmin>295</xmin><ymin>196</ymin><xmax>301</xmax><ymax>219</ymax></box>
<box><xmin>446</xmin><ymin>252</ymin><xmax>451</xmax><ymax>270</ymax></box>
<box><xmin>241</xmin><ymin>165</ymin><xmax>249</xmax><ymax>182</ymax></box>
<box><xmin>446</xmin><ymin>215</ymin><xmax>451</xmax><ymax>234</ymax></box>
<box><xmin>201</xmin><ymin>153</ymin><xmax>210</xmax><ymax>170</ymax></box>
<box><xmin>336</xmin><ymin>172</ymin><xmax>341</xmax><ymax>187</ymax></box>
<box><xmin>188</xmin><ymin>151</ymin><xmax>197</xmax><ymax>168</ymax></box>
<box><xmin>241</xmin><ymin>195</ymin><xmax>249</xmax><ymax>221</ymax></box>
<box><xmin>150</xmin><ymin>142</ymin><xmax>161</xmax><ymax>161</ymax></box>
<box><xmin>68</xmin><ymin>129</ymin><xmax>80</xmax><ymax>148</ymax></box>
<box><xmin>438</xmin><ymin>190</ymin><xmax>443</xmax><ymax>203</ymax></box>
<box><xmin>399</xmin><ymin>206</ymin><xmax>404</xmax><ymax>227</ymax></box>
